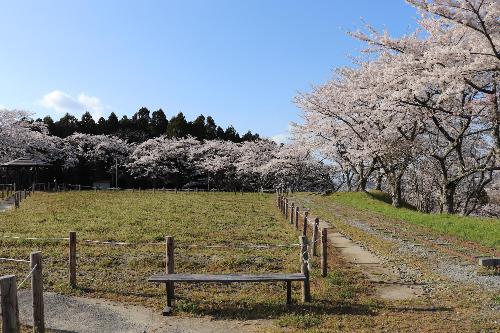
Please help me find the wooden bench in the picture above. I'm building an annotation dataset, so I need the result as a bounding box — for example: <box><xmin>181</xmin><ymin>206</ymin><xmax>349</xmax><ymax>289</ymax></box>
<box><xmin>149</xmin><ymin>272</ymin><xmax>307</xmax><ymax>314</ymax></box>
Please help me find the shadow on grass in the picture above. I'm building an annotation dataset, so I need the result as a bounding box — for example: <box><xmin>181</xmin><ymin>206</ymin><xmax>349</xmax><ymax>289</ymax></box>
<box><xmin>174</xmin><ymin>299</ymin><xmax>378</xmax><ymax>320</ymax></box>
<box><xmin>385</xmin><ymin>305</ymin><xmax>453</xmax><ymax>313</ymax></box>
<box><xmin>366</xmin><ymin>190</ymin><xmax>417</xmax><ymax>211</ymax></box>
<box><xmin>74</xmin><ymin>286</ymin><xmax>160</xmax><ymax>298</ymax></box>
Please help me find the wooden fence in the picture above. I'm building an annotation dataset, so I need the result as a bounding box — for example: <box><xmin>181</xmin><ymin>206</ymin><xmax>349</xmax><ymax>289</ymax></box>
<box><xmin>0</xmin><ymin>251</ymin><xmax>44</xmax><ymax>333</ymax></box>
<box><xmin>276</xmin><ymin>192</ymin><xmax>329</xmax><ymax>277</ymax></box>
<box><xmin>0</xmin><ymin>188</ymin><xmax>331</xmax><ymax>330</ymax></box>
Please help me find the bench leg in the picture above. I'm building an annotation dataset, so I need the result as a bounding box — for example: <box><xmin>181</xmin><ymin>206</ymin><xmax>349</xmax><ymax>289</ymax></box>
<box><xmin>166</xmin><ymin>282</ymin><xmax>174</xmax><ymax>306</ymax></box>
<box><xmin>163</xmin><ymin>282</ymin><xmax>174</xmax><ymax>316</ymax></box>
<box><xmin>286</xmin><ymin>281</ymin><xmax>292</xmax><ymax>305</ymax></box>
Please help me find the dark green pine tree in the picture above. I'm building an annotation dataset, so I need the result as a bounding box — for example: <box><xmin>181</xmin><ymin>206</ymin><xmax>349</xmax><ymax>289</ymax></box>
<box><xmin>189</xmin><ymin>115</ymin><xmax>206</xmax><ymax>140</ymax></box>
<box><xmin>150</xmin><ymin>109</ymin><xmax>168</xmax><ymax>137</ymax></box>
<box><xmin>42</xmin><ymin>116</ymin><xmax>55</xmax><ymax>135</ymax></box>
<box><xmin>79</xmin><ymin>111</ymin><xmax>96</xmax><ymax>134</ymax></box>
<box><xmin>241</xmin><ymin>130</ymin><xmax>259</xmax><ymax>141</ymax></box>
<box><xmin>107</xmin><ymin>112</ymin><xmax>119</xmax><ymax>134</ymax></box>
<box><xmin>166</xmin><ymin>112</ymin><xmax>188</xmax><ymax>138</ymax></box>
<box><xmin>55</xmin><ymin>113</ymin><xmax>79</xmax><ymax>138</ymax></box>
<box><xmin>96</xmin><ymin>117</ymin><xmax>106</xmax><ymax>134</ymax></box>
<box><xmin>205</xmin><ymin>116</ymin><xmax>217</xmax><ymax>140</ymax></box>
<box><xmin>224</xmin><ymin>125</ymin><xmax>241</xmax><ymax>142</ymax></box>
<box><xmin>216</xmin><ymin>126</ymin><xmax>225</xmax><ymax>140</ymax></box>
<box><xmin>132</xmin><ymin>107</ymin><xmax>151</xmax><ymax>133</ymax></box>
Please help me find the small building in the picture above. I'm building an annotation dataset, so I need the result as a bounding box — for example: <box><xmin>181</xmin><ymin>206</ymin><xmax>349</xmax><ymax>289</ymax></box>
<box><xmin>1</xmin><ymin>156</ymin><xmax>52</xmax><ymax>190</ymax></box>
<box><xmin>93</xmin><ymin>180</ymin><xmax>111</xmax><ymax>189</ymax></box>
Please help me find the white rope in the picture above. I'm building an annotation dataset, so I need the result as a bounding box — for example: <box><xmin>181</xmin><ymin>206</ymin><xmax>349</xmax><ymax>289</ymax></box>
<box><xmin>2</xmin><ymin>235</ymin><xmax>300</xmax><ymax>249</ymax></box>
<box><xmin>0</xmin><ymin>257</ymin><xmax>30</xmax><ymax>263</ymax></box>
<box><xmin>17</xmin><ymin>264</ymin><xmax>37</xmax><ymax>290</ymax></box>
<box><xmin>2</xmin><ymin>235</ymin><xmax>69</xmax><ymax>241</ymax></box>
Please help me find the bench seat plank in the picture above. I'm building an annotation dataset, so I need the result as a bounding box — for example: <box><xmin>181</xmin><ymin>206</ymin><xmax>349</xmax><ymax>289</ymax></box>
<box><xmin>149</xmin><ymin>273</ymin><xmax>306</xmax><ymax>283</ymax></box>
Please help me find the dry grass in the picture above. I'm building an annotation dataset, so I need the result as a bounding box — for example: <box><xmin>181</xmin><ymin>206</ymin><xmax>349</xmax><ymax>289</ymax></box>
<box><xmin>0</xmin><ymin>191</ymin><xmax>375</xmax><ymax>331</ymax></box>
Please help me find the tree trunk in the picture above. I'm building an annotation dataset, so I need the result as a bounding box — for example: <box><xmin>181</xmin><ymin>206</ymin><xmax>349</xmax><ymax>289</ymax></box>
<box><xmin>376</xmin><ymin>172</ymin><xmax>383</xmax><ymax>191</ymax></box>
<box><xmin>442</xmin><ymin>183</ymin><xmax>456</xmax><ymax>214</ymax></box>
<box><xmin>388</xmin><ymin>176</ymin><xmax>402</xmax><ymax>208</ymax></box>
<box><xmin>356</xmin><ymin>177</ymin><xmax>367</xmax><ymax>192</ymax></box>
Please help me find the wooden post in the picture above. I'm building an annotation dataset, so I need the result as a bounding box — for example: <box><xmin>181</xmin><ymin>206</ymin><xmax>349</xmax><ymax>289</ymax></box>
<box><xmin>295</xmin><ymin>207</ymin><xmax>299</xmax><ymax>230</ymax></box>
<box><xmin>31</xmin><ymin>251</ymin><xmax>45</xmax><ymax>333</ymax></box>
<box><xmin>290</xmin><ymin>203</ymin><xmax>294</xmax><ymax>224</ymax></box>
<box><xmin>312</xmin><ymin>217</ymin><xmax>320</xmax><ymax>256</ymax></box>
<box><xmin>299</xmin><ymin>236</ymin><xmax>311</xmax><ymax>302</ymax></box>
<box><xmin>165</xmin><ymin>236</ymin><xmax>175</xmax><ymax>314</ymax></box>
<box><xmin>321</xmin><ymin>228</ymin><xmax>328</xmax><ymax>277</ymax></box>
<box><xmin>0</xmin><ymin>275</ymin><xmax>20</xmax><ymax>333</ymax></box>
<box><xmin>285</xmin><ymin>199</ymin><xmax>289</xmax><ymax>219</ymax></box>
<box><xmin>286</xmin><ymin>281</ymin><xmax>292</xmax><ymax>305</ymax></box>
<box><xmin>303</xmin><ymin>211</ymin><xmax>309</xmax><ymax>237</ymax></box>
<box><xmin>69</xmin><ymin>231</ymin><xmax>77</xmax><ymax>288</ymax></box>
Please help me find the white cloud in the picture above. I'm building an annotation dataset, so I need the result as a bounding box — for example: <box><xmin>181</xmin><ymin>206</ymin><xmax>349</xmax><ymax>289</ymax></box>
<box><xmin>270</xmin><ymin>124</ymin><xmax>293</xmax><ymax>144</ymax></box>
<box><xmin>38</xmin><ymin>90</ymin><xmax>110</xmax><ymax>120</ymax></box>
<box><xmin>271</xmin><ymin>133</ymin><xmax>291</xmax><ymax>144</ymax></box>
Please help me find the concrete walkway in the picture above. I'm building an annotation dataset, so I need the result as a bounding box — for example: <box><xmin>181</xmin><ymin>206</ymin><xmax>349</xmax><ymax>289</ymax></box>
<box><xmin>314</xmin><ymin>217</ymin><xmax>424</xmax><ymax>301</ymax></box>
<box><xmin>17</xmin><ymin>291</ymin><xmax>270</xmax><ymax>333</ymax></box>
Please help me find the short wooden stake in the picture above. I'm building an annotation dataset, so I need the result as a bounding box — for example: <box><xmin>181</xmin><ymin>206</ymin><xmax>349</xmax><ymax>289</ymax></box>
<box><xmin>285</xmin><ymin>199</ymin><xmax>289</xmax><ymax>219</ymax></box>
<box><xmin>295</xmin><ymin>207</ymin><xmax>299</xmax><ymax>230</ymax></box>
<box><xmin>299</xmin><ymin>236</ymin><xmax>311</xmax><ymax>302</ymax></box>
<box><xmin>290</xmin><ymin>203</ymin><xmax>294</xmax><ymax>224</ymax></box>
<box><xmin>303</xmin><ymin>211</ymin><xmax>309</xmax><ymax>237</ymax></box>
<box><xmin>165</xmin><ymin>236</ymin><xmax>175</xmax><ymax>314</ymax></box>
<box><xmin>0</xmin><ymin>275</ymin><xmax>20</xmax><ymax>333</ymax></box>
<box><xmin>31</xmin><ymin>251</ymin><xmax>45</xmax><ymax>333</ymax></box>
<box><xmin>69</xmin><ymin>231</ymin><xmax>77</xmax><ymax>288</ymax></box>
<box><xmin>312</xmin><ymin>217</ymin><xmax>319</xmax><ymax>256</ymax></box>
<box><xmin>321</xmin><ymin>228</ymin><xmax>328</xmax><ymax>277</ymax></box>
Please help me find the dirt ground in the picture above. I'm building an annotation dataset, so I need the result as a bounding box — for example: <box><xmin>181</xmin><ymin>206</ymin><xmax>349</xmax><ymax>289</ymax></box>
<box><xmin>17</xmin><ymin>290</ymin><xmax>272</xmax><ymax>333</ymax></box>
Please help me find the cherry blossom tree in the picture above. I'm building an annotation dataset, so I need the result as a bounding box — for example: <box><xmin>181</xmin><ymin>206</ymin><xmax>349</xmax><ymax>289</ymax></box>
<box><xmin>0</xmin><ymin>109</ymin><xmax>63</xmax><ymax>164</ymax></box>
<box><xmin>127</xmin><ymin>136</ymin><xmax>202</xmax><ymax>188</ymax></box>
<box><xmin>293</xmin><ymin>0</ymin><xmax>498</xmax><ymax>214</ymax></box>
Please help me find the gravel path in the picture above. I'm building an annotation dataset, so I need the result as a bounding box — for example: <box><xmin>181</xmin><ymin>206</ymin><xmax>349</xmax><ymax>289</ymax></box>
<box><xmin>17</xmin><ymin>290</ymin><xmax>271</xmax><ymax>333</ymax></box>
<box><xmin>0</xmin><ymin>196</ymin><xmax>14</xmax><ymax>212</ymax></box>
<box><xmin>292</xmin><ymin>194</ymin><xmax>500</xmax><ymax>295</ymax></box>
<box><xmin>314</xmin><ymin>216</ymin><xmax>424</xmax><ymax>300</ymax></box>
<box><xmin>347</xmin><ymin>218</ymin><xmax>500</xmax><ymax>290</ymax></box>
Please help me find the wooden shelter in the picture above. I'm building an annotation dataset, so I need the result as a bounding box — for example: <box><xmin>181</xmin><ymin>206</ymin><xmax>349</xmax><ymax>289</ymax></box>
<box><xmin>1</xmin><ymin>157</ymin><xmax>52</xmax><ymax>189</ymax></box>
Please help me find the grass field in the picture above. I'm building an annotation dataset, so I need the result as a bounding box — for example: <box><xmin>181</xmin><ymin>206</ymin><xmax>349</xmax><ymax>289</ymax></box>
<box><xmin>0</xmin><ymin>191</ymin><xmax>371</xmax><ymax>331</ymax></box>
<box><xmin>329</xmin><ymin>191</ymin><xmax>500</xmax><ymax>249</ymax></box>
<box><xmin>2</xmin><ymin>191</ymin><xmax>498</xmax><ymax>332</ymax></box>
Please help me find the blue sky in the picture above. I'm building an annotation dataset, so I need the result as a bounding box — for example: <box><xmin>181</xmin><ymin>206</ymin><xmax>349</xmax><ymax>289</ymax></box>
<box><xmin>0</xmin><ymin>0</ymin><xmax>419</xmax><ymax>140</ymax></box>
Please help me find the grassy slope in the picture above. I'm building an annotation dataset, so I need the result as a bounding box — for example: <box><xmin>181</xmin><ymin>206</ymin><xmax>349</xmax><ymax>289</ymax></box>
<box><xmin>330</xmin><ymin>191</ymin><xmax>500</xmax><ymax>249</ymax></box>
